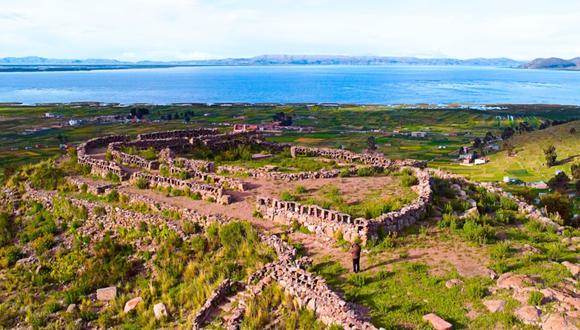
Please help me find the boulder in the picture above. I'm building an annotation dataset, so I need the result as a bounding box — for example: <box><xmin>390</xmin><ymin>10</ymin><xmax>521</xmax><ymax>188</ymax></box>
<box><xmin>96</xmin><ymin>286</ymin><xmax>117</xmax><ymax>301</ymax></box>
<box><xmin>497</xmin><ymin>273</ymin><xmax>533</xmax><ymax>290</ymax></box>
<box><xmin>542</xmin><ymin>313</ymin><xmax>578</xmax><ymax>330</ymax></box>
<box><xmin>562</xmin><ymin>261</ymin><xmax>580</xmax><ymax>278</ymax></box>
<box><xmin>483</xmin><ymin>299</ymin><xmax>505</xmax><ymax>313</ymax></box>
<box><xmin>66</xmin><ymin>304</ymin><xmax>77</xmax><ymax>313</ymax></box>
<box><xmin>445</xmin><ymin>279</ymin><xmax>464</xmax><ymax>289</ymax></box>
<box><xmin>422</xmin><ymin>313</ymin><xmax>453</xmax><ymax>330</ymax></box>
<box><xmin>515</xmin><ymin>305</ymin><xmax>541</xmax><ymax>325</ymax></box>
<box><xmin>124</xmin><ymin>297</ymin><xmax>143</xmax><ymax>313</ymax></box>
<box><xmin>154</xmin><ymin>302</ymin><xmax>168</xmax><ymax>320</ymax></box>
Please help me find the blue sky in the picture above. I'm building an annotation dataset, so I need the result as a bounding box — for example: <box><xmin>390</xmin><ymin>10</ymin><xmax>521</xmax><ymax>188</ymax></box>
<box><xmin>1</xmin><ymin>0</ymin><xmax>580</xmax><ymax>61</ymax></box>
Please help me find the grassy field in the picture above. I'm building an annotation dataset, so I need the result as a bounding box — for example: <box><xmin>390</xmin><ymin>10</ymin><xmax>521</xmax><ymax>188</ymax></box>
<box><xmin>432</xmin><ymin>121</ymin><xmax>580</xmax><ymax>182</ymax></box>
<box><xmin>1</xmin><ymin>104</ymin><xmax>579</xmax><ymax>183</ymax></box>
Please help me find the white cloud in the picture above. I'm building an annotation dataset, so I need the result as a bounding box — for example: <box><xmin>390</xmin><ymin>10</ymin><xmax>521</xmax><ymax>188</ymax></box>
<box><xmin>0</xmin><ymin>0</ymin><xmax>579</xmax><ymax>60</ymax></box>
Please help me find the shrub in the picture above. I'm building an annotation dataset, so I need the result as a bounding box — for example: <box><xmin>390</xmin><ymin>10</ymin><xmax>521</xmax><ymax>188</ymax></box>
<box><xmin>280</xmin><ymin>191</ymin><xmax>298</xmax><ymax>201</ymax></box>
<box><xmin>339</xmin><ymin>169</ymin><xmax>351</xmax><ymax>177</ymax></box>
<box><xmin>545</xmin><ymin>242</ymin><xmax>566</xmax><ymax>261</ymax></box>
<box><xmin>106</xmin><ymin>190</ymin><xmax>120</xmax><ymax>203</ymax></box>
<box><xmin>490</xmin><ymin>241</ymin><xmax>511</xmax><ymax>260</ymax></box>
<box><xmin>0</xmin><ymin>213</ymin><xmax>13</xmax><ymax>247</ymax></box>
<box><xmin>32</xmin><ymin>234</ymin><xmax>55</xmax><ymax>255</ymax></box>
<box><xmin>462</xmin><ymin>220</ymin><xmax>494</xmax><ymax>244</ymax></box>
<box><xmin>528</xmin><ymin>291</ymin><xmax>544</xmax><ymax>306</ymax></box>
<box><xmin>401</xmin><ymin>174</ymin><xmax>418</xmax><ymax>187</ymax></box>
<box><xmin>356</xmin><ymin>167</ymin><xmax>375</xmax><ymax>177</ymax></box>
<box><xmin>465</xmin><ymin>280</ymin><xmax>488</xmax><ymax>299</ymax></box>
<box><xmin>29</xmin><ymin>161</ymin><xmax>65</xmax><ymax>190</ymax></box>
<box><xmin>295</xmin><ymin>185</ymin><xmax>308</xmax><ymax>194</ymax></box>
<box><xmin>182</xmin><ymin>221</ymin><xmax>201</xmax><ymax>235</ymax></box>
<box><xmin>135</xmin><ymin>177</ymin><xmax>148</xmax><ymax>189</ymax></box>
<box><xmin>0</xmin><ymin>246</ymin><xmax>20</xmax><ymax>268</ymax></box>
<box><xmin>540</xmin><ymin>192</ymin><xmax>572</xmax><ymax>224</ymax></box>
<box><xmin>189</xmin><ymin>191</ymin><xmax>202</xmax><ymax>200</ymax></box>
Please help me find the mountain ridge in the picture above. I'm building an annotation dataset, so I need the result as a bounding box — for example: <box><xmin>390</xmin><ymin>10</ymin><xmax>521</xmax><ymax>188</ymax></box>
<box><xmin>0</xmin><ymin>55</ymin><xmax>524</xmax><ymax>67</ymax></box>
<box><xmin>521</xmin><ymin>57</ymin><xmax>580</xmax><ymax>70</ymax></box>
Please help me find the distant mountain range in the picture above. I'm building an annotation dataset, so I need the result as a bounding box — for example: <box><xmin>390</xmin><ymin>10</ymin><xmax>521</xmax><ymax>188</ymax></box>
<box><xmin>0</xmin><ymin>55</ymin><xmax>525</xmax><ymax>71</ymax></box>
<box><xmin>521</xmin><ymin>57</ymin><xmax>580</xmax><ymax>70</ymax></box>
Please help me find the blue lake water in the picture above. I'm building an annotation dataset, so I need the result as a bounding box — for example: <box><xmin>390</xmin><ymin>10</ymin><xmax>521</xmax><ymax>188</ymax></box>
<box><xmin>1</xmin><ymin>65</ymin><xmax>580</xmax><ymax>105</ymax></box>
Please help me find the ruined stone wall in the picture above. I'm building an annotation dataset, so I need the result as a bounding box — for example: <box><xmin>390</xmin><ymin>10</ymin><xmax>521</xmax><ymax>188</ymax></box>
<box><xmin>429</xmin><ymin>169</ymin><xmax>564</xmax><ymax>231</ymax></box>
<box><xmin>77</xmin><ymin>135</ymin><xmax>129</xmax><ymax>158</ymax></box>
<box><xmin>131</xmin><ymin>172</ymin><xmax>230</xmax><ymax>205</ymax></box>
<box><xmin>290</xmin><ymin>146</ymin><xmax>426</xmax><ymax>168</ymax></box>
<box><xmin>137</xmin><ymin>128</ymin><xmax>219</xmax><ymax>141</ymax></box>
<box><xmin>192</xmin><ymin>279</ymin><xmax>236</xmax><ymax>330</ymax></box>
<box><xmin>109</xmin><ymin>138</ymin><xmax>192</xmax><ymax>153</ymax></box>
<box><xmin>265</xmin><ymin>263</ymin><xmax>377</xmax><ymax>330</ymax></box>
<box><xmin>77</xmin><ymin>156</ymin><xmax>128</xmax><ymax>180</ymax></box>
<box><xmin>109</xmin><ymin>150</ymin><xmax>160</xmax><ymax>170</ymax></box>
<box><xmin>66</xmin><ymin>177</ymin><xmax>118</xmax><ymax>195</ymax></box>
<box><xmin>218</xmin><ymin>165</ymin><xmax>361</xmax><ymax>182</ymax></box>
<box><xmin>24</xmin><ymin>187</ymin><xmax>186</xmax><ymax>242</ymax></box>
<box><xmin>256</xmin><ymin>197</ymin><xmax>368</xmax><ymax>243</ymax></box>
<box><xmin>367</xmin><ymin>167</ymin><xmax>432</xmax><ymax>236</ymax></box>
<box><xmin>257</xmin><ymin>167</ymin><xmax>433</xmax><ymax>242</ymax></box>
<box><xmin>166</xmin><ymin>164</ymin><xmax>245</xmax><ymax>191</ymax></box>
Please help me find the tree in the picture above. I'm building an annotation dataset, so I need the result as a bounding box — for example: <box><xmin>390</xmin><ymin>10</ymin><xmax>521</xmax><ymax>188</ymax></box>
<box><xmin>501</xmin><ymin>127</ymin><xmax>515</xmax><ymax>140</ymax></box>
<box><xmin>366</xmin><ymin>136</ymin><xmax>377</xmax><ymax>153</ymax></box>
<box><xmin>273</xmin><ymin>112</ymin><xmax>293</xmax><ymax>126</ymax></box>
<box><xmin>547</xmin><ymin>172</ymin><xmax>570</xmax><ymax>192</ymax></box>
<box><xmin>540</xmin><ymin>192</ymin><xmax>572</xmax><ymax>225</ymax></box>
<box><xmin>472</xmin><ymin>137</ymin><xmax>483</xmax><ymax>149</ymax></box>
<box><xmin>484</xmin><ymin>131</ymin><xmax>495</xmax><ymax>143</ymax></box>
<box><xmin>544</xmin><ymin>145</ymin><xmax>557</xmax><ymax>167</ymax></box>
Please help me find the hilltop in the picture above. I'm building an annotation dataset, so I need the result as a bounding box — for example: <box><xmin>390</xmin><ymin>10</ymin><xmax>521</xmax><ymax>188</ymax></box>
<box><xmin>522</xmin><ymin>57</ymin><xmax>580</xmax><ymax>70</ymax></box>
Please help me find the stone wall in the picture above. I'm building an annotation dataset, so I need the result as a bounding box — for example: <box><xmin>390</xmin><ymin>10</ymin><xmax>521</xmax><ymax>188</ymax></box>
<box><xmin>77</xmin><ymin>135</ymin><xmax>129</xmax><ymax>158</ymax></box>
<box><xmin>109</xmin><ymin>137</ymin><xmax>192</xmax><ymax>154</ymax></box>
<box><xmin>137</xmin><ymin>128</ymin><xmax>219</xmax><ymax>141</ymax></box>
<box><xmin>192</xmin><ymin>279</ymin><xmax>236</xmax><ymax>330</ymax></box>
<box><xmin>77</xmin><ymin>156</ymin><xmax>128</xmax><ymax>180</ymax></box>
<box><xmin>367</xmin><ymin>167</ymin><xmax>432</xmax><ymax>236</ymax></box>
<box><xmin>218</xmin><ymin>165</ymin><xmax>363</xmax><ymax>182</ymax></box>
<box><xmin>66</xmin><ymin>177</ymin><xmax>118</xmax><ymax>195</ymax></box>
<box><xmin>291</xmin><ymin>145</ymin><xmax>426</xmax><ymax>169</ymax></box>
<box><xmin>257</xmin><ymin>167</ymin><xmax>433</xmax><ymax>243</ymax></box>
<box><xmin>110</xmin><ymin>149</ymin><xmax>160</xmax><ymax>170</ymax></box>
<box><xmin>256</xmin><ymin>196</ymin><xmax>368</xmax><ymax>243</ymax></box>
<box><xmin>131</xmin><ymin>172</ymin><xmax>230</xmax><ymax>205</ymax></box>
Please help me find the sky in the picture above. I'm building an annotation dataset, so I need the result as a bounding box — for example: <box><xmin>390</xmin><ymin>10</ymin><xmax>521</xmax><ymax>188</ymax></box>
<box><xmin>1</xmin><ymin>0</ymin><xmax>580</xmax><ymax>61</ymax></box>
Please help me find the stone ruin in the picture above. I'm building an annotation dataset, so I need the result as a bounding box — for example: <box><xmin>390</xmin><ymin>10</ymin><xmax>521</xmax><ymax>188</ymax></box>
<box><xmin>256</xmin><ymin>166</ymin><xmax>433</xmax><ymax>243</ymax></box>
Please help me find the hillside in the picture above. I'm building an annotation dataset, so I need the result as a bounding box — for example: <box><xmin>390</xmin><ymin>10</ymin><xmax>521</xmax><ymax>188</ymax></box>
<box><xmin>522</xmin><ymin>57</ymin><xmax>580</xmax><ymax>70</ymax></box>
<box><xmin>442</xmin><ymin>121</ymin><xmax>580</xmax><ymax>182</ymax></box>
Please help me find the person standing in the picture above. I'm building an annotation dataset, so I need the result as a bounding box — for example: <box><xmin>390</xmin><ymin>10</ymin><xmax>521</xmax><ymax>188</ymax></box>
<box><xmin>350</xmin><ymin>242</ymin><xmax>361</xmax><ymax>273</ymax></box>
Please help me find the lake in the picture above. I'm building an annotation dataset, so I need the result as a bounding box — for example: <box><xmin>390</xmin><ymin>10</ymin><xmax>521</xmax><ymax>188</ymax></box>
<box><xmin>1</xmin><ymin>65</ymin><xmax>580</xmax><ymax>105</ymax></box>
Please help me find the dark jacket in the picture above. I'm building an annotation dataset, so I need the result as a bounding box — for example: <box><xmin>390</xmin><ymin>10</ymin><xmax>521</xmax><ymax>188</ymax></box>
<box><xmin>350</xmin><ymin>243</ymin><xmax>361</xmax><ymax>259</ymax></box>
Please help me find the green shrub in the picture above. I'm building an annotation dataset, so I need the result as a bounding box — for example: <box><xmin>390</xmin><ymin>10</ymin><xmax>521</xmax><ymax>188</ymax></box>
<box><xmin>29</xmin><ymin>161</ymin><xmax>65</xmax><ymax>190</ymax></box>
<box><xmin>401</xmin><ymin>174</ymin><xmax>418</xmax><ymax>187</ymax></box>
<box><xmin>280</xmin><ymin>191</ymin><xmax>298</xmax><ymax>201</ymax></box>
<box><xmin>106</xmin><ymin>190</ymin><xmax>120</xmax><ymax>203</ymax></box>
<box><xmin>356</xmin><ymin>167</ymin><xmax>375</xmax><ymax>177</ymax></box>
<box><xmin>32</xmin><ymin>234</ymin><xmax>55</xmax><ymax>255</ymax></box>
<box><xmin>0</xmin><ymin>213</ymin><xmax>13</xmax><ymax>247</ymax></box>
<box><xmin>545</xmin><ymin>243</ymin><xmax>566</xmax><ymax>261</ymax></box>
<box><xmin>490</xmin><ymin>241</ymin><xmax>511</xmax><ymax>260</ymax></box>
<box><xmin>189</xmin><ymin>191</ymin><xmax>202</xmax><ymax>200</ymax></box>
<box><xmin>339</xmin><ymin>169</ymin><xmax>351</xmax><ymax>177</ymax></box>
<box><xmin>528</xmin><ymin>291</ymin><xmax>544</xmax><ymax>306</ymax></box>
<box><xmin>135</xmin><ymin>177</ymin><xmax>148</xmax><ymax>189</ymax></box>
<box><xmin>462</xmin><ymin>220</ymin><xmax>494</xmax><ymax>244</ymax></box>
<box><xmin>182</xmin><ymin>221</ymin><xmax>201</xmax><ymax>235</ymax></box>
<box><xmin>295</xmin><ymin>185</ymin><xmax>308</xmax><ymax>194</ymax></box>
<box><xmin>0</xmin><ymin>245</ymin><xmax>20</xmax><ymax>268</ymax></box>
<box><xmin>465</xmin><ymin>280</ymin><xmax>488</xmax><ymax>299</ymax></box>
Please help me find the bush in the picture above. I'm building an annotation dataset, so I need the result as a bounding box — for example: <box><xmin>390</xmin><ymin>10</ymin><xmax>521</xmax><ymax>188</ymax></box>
<box><xmin>0</xmin><ymin>213</ymin><xmax>13</xmax><ymax>247</ymax></box>
<box><xmin>461</xmin><ymin>220</ymin><xmax>494</xmax><ymax>244</ymax></box>
<box><xmin>490</xmin><ymin>241</ymin><xmax>511</xmax><ymax>260</ymax></box>
<box><xmin>280</xmin><ymin>191</ymin><xmax>298</xmax><ymax>201</ymax></box>
<box><xmin>182</xmin><ymin>221</ymin><xmax>201</xmax><ymax>235</ymax></box>
<box><xmin>528</xmin><ymin>291</ymin><xmax>544</xmax><ymax>306</ymax></box>
<box><xmin>356</xmin><ymin>167</ymin><xmax>375</xmax><ymax>177</ymax></box>
<box><xmin>401</xmin><ymin>174</ymin><xmax>418</xmax><ymax>187</ymax></box>
<box><xmin>339</xmin><ymin>169</ymin><xmax>351</xmax><ymax>177</ymax></box>
<box><xmin>0</xmin><ymin>246</ymin><xmax>20</xmax><ymax>268</ymax></box>
<box><xmin>295</xmin><ymin>185</ymin><xmax>308</xmax><ymax>194</ymax></box>
<box><xmin>540</xmin><ymin>192</ymin><xmax>572</xmax><ymax>225</ymax></box>
<box><xmin>106</xmin><ymin>190</ymin><xmax>120</xmax><ymax>203</ymax></box>
<box><xmin>135</xmin><ymin>177</ymin><xmax>148</xmax><ymax>189</ymax></box>
<box><xmin>32</xmin><ymin>234</ymin><xmax>55</xmax><ymax>255</ymax></box>
<box><xmin>465</xmin><ymin>280</ymin><xmax>488</xmax><ymax>299</ymax></box>
<box><xmin>29</xmin><ymin>161</ymin><xmax>65</xmax><ymax>190</ymax></box>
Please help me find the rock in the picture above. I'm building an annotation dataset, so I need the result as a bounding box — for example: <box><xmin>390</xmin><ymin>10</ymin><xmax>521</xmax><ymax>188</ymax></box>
<box><xmin>462</xmin><ymin>207</ymin><xmax>479</xmax><ymax>219</ymax></box>
<box><xmin>153</xmin><ymin>303</ymin><xmax>168</xmax><ymax>320</ymax></box>
<box><xmin>124</xmin><ymin>297</ymin><xmax>143</xmax><ymax>313</ymax></box>
<box><xmin>445</xmin><ymin>279</ymin><xmax>464</xmax><ymax>288</ymax></box>
<box><xmin>515</xmin><ymin>305</ymin><xmax>541</xmax><ymax>325</ymax></box>
<box><xmin>66</xmin><ymin>304</ymin><xmax>77</xmax><ymax>313</ymax></box>
<box><xmin>514</xmin><ymin>287</ymin><xmax>541</xmax><ymax>304</ymax></box>
<box><xmin>542</xmin><ymin>313</ymin><xmax>578</xmax><ymax>330</ymax></box>
<box><xmin>422</xmin><ymin>313</ymin><xmax>453</xmax><ymax>330</ymax></box>
<box><xmin>562</xmin><ymin>261</ymin><xmax>580</xmax><ymax>278</ymax></box>
<box><xmin>484</xmin><ymin>268</ymin><xmax>497</xmax><ymax>280</ymax></box>
<box><xmin>483</xmin><ymin>299</ymin><xmax>505</xmax><ymax>313</ymax></box>
<box><xmin>96</xmin><ymin>286</ymin><xmax>117</xmax><ymax>301</ymax></box>
<box><xmin>497</xmin><ymin>272</ymin><xmax>532</xmax><ymax>290</ymax></box>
